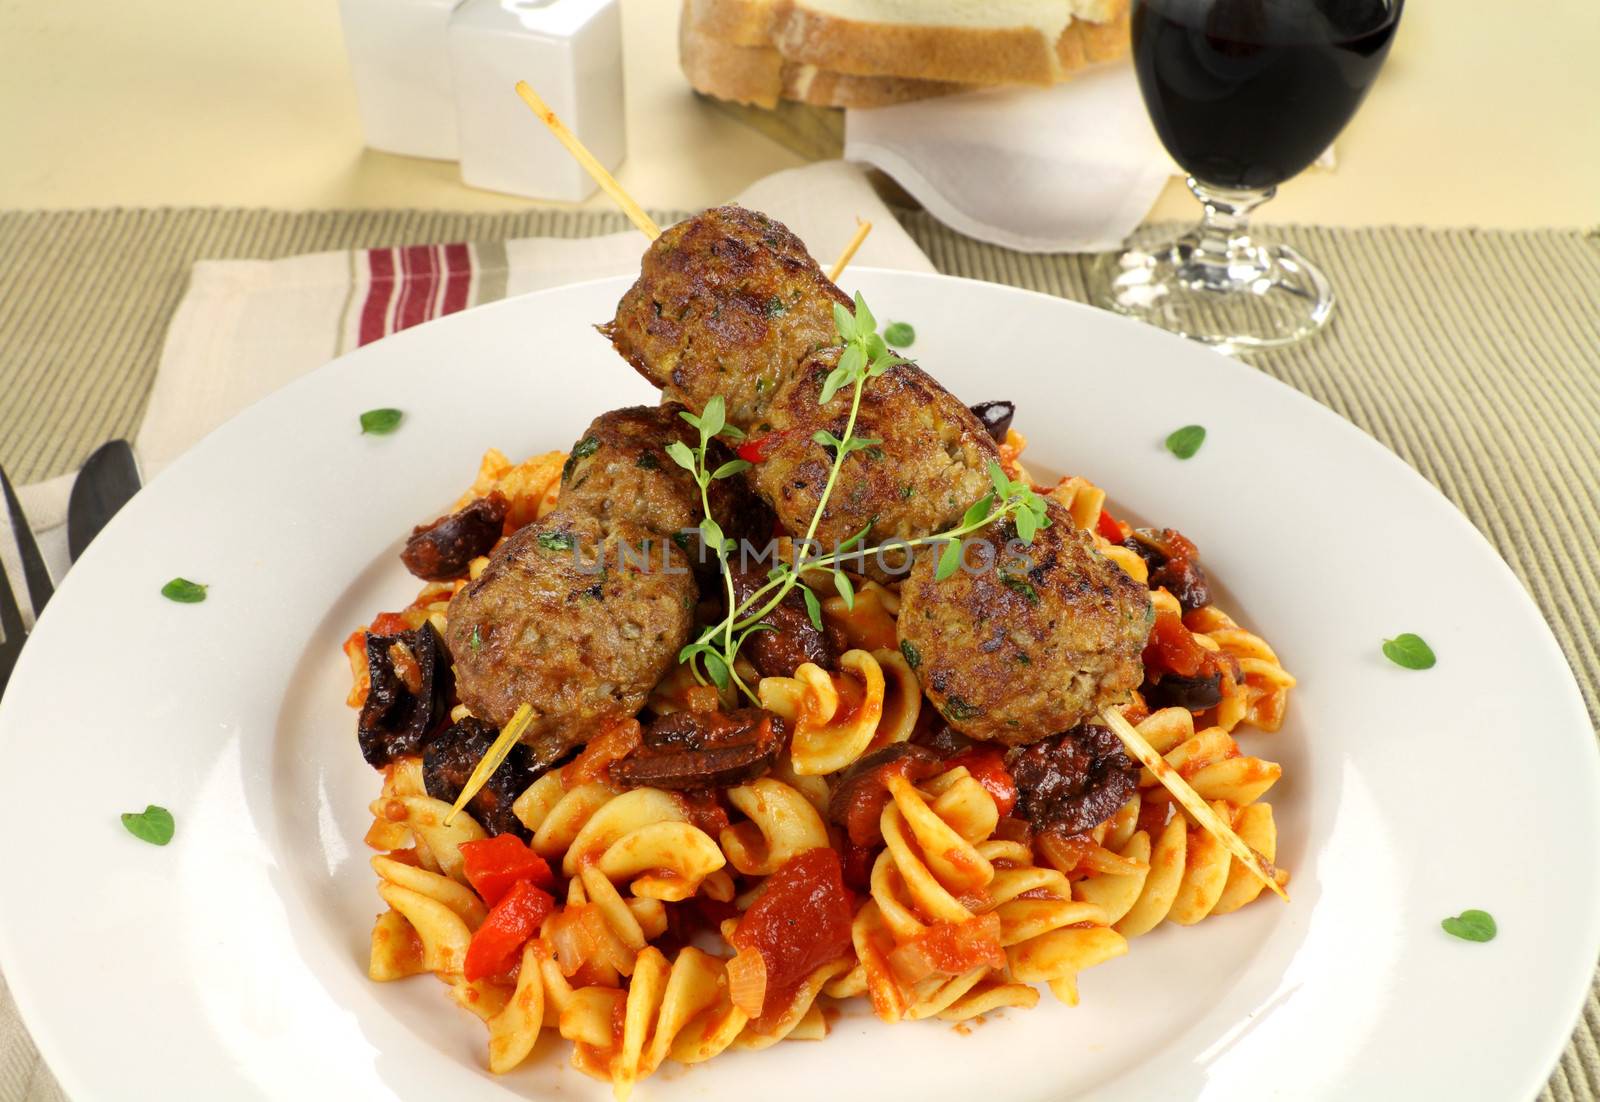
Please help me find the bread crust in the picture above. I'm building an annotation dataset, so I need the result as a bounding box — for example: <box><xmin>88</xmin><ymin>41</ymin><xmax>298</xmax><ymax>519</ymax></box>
<box><xmin>769</xmin><ymin>0</ymin><xmax>1130</xmax><ymax>88</ymax></box>
<box><xmin>681</xmin><ymin>0</ymin><xmax>1129</xmax><ymax>108</ymax></box>
<box><xmin>681</xmin><ymin>10</ymin><xmax>968</xmax><ymax>109</ymax></box>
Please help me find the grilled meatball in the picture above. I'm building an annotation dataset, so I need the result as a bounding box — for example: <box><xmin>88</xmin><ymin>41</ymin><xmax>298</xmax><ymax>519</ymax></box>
<box><xmin>605</xmin><ymin>205</ymin><xmax>849</xmax><ymax>426</ymax></box>
<box><xmin>445</xmin><ymin>405</ymin><xmax>704</xmax><ymax>759</ymax></box>
<box><xmin>558</xmin><ymin>404</ymin><xmax>702</xmax><ymax>536</ymax></box>
<box><xmin>896</xmin><ymin>502</ymin><xmax>1153</xmax><ymax>745</ymax></box>
<box><xmin>750</xmin><ymin>359</ymin><xmax>999</xmax><ymax>575</ymax></box>
<box><xmin>446</xmin><ymin>513</ymin><xmax>694</xmax><ymax>758</ymax></box>
<box><xmin>603</xmin><ymin>206</ymin><xmax>1155</xmax><ymax>745</ymax></box>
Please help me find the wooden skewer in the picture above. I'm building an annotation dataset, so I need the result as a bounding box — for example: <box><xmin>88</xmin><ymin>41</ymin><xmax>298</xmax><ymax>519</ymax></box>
<box><xmin>443</xmin><ymin>703</ymin><xmax>534</xmax><ymax>826</ymax></box>
<box><xmin>514</xmin><ymin>80</ymin><xmax>660</xmax><ymax>241</ymax></box>
<box><xmin>1099</xmin><ymin>708</ymin><xmax>1289</xmax><ymax>902</ymax></box>
<box><xmin>828</xmin><ymin>219</ymin><xmax>872</xmax><ymax>282</ymax></box>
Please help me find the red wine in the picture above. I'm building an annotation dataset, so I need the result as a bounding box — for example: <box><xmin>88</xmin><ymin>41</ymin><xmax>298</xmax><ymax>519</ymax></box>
<box><xmin>1132</xmin><ymin>0</ymin><xmax>1401</xmax><ymax>190</ymax></box>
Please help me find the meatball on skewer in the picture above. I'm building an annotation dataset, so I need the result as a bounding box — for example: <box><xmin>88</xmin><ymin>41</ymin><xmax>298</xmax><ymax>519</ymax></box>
<box><xmin>604</xmin><ymin>206</ymin><xmax>999</xmax><ymax>564</ymax></box>
<box><xmin>603</xmin><ymin>205</ymin><xmax>1153</xmax><ymax>744</ymax></box>
<box><xmin>444</xmin><ymin>406</ymin><xmax>702</xmax><ymax>766</ymax></box>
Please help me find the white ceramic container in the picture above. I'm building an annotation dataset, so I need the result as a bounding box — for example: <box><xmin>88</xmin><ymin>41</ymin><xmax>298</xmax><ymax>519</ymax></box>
<box><xmin>338</xmin><ymin>0</ymin><xmax>462</xmax><ymax>160</ymax></box>
<box><xmin>448</xmin><ymin>0</ymin><xmax>627</xmax><ymax>201</ymax></box>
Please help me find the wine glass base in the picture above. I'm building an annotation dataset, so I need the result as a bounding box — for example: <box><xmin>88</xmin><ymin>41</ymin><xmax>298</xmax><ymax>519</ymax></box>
<box><xmin>1092</xmin><ymin>228</ymin><xmax>1335</xmax><ymax>353</ymax></box>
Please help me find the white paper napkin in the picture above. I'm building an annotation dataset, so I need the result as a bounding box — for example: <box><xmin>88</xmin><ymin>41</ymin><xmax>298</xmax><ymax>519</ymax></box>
<box><xmin>845</xmin><ymin>62</ymin><xmax>1174</xmax><ymax>254</ymax></box>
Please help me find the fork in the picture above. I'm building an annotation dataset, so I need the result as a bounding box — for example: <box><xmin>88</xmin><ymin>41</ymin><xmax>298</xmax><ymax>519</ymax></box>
<box><xmin>0</xmin><ymin>462</ymin><xmax>54</xmax><ymax>696</ymax></box>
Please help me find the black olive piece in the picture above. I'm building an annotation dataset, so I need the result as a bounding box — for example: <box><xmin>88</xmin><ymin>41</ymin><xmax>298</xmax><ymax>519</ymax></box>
<box><xmin>1008</xmin><ymin>725</ymin><xmax>1138</xmax><ymax>837</ymax></box>
<box><xmin>422</xmin><ymin>717</ymin><xmax>542</xmax><ymax>839</ymax></box>
<box><xmin>611</xmin><ymin>709</ymin><xmax>786</xmax><ymax>790</ymax></box>
<box><xmin>969</xmin><ymin>400</ymin><xmax>1016</xmax><ymax>443</ymax></box>
<box><xmin>1146</xmin><ymin>671</ymin><xmax>1224</xmax><ymax>711</ymax></box>
<box><xmin>401</xmin><ymin>492</ymin><xmax>508</xmax><ymax>581</ymax></box>
<box><xmin>357</xmin><ymin>621</ymin><xmax>454</xmax><ymax>769</ymax></box>
<box><xmin>1124</xmin><ymin>527</ymin><xmax>1213</xmax><ymax>611</ymax></box>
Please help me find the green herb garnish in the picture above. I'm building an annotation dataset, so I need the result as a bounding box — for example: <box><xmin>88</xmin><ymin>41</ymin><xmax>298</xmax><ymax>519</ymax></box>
<box><xmin>883</xmin><ymin>321</ymin><xmax>915</xmax><ymax>347</ymax></box>
<box><xmin>161</xmin><ymin>578</ymin><xmax>207</xmax><ymax>603</ymax></box>
<box><xmin>900</xmin><ymin>640</ymin><xmax>921</xmax><ymax>670</ymax></box>
<box><xmin>1441</xmin><ymin>909</ymin><xmax>1496</xmax><ymax>942</ymax></box>
<box><xmin>636</xmin><ymin>451</ymin><xmax>661</xmax><ymax>470</ymax></box>
<box><xmin>562</xmin><ymin>435</ymin><xmax>600</xmax><ymax>480</ymax></box>
<box><xmin>1000</xmin><ymin>574</ymin><xmax>1040</xmax><ymax>604</ymax></box>
<box><xmin>942</xmin><ymin>696</ymin><xmax>983</xmax><ymax>721</ymax></box>
<box><xmin>359</xmin><ymin>408</ymin><xmax>404</xmax><ymax>435</ymax></box>
<box><xmin>121</xmin><ymin>804</ymin><xmax>175</xmax><ymax>846</ymax></box>
<box><xmin>1164</xmin><ymin>424</ymin><xmax>1206</xmax><ymax>459</ymax></box>
<box><xmin>470</xmin><ymin>626</ymin><xmax>482</xmax><ymax>652</ymax></box>
<box><xmin>536</xmin><ymin>530</ymin><xmax>575</xmax><ymax>553</ymax></box>
<box><xmin>1382</xmin><ymin>633</ymin><xmax>1436</xmax><ymax>669</ymax></box>
<box><xmin>672</xmin><ymin>293</ymin><xmax>1047</xmax><ymax>708</ymax></box>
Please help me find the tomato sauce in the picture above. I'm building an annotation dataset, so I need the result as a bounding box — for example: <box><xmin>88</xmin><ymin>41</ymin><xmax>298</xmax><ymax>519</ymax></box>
<box><xmin>895</xmin><ymin>914</ymin><xmax>1005</xmax><ymax>980</ymax></box>
<box><xmin>729</xmin><ymin>848</ymin><xmax>854</xmax><ymax>1022</ymax></box>
<box><xmin>562</xmin><ymin>718</ymin><xmax>643</xmax><ymax>787</ymax></box>
<box><xmin>1142</xmin><ymin>610</ymin><xmax>1208</xmax><ymax>679</ymax></box>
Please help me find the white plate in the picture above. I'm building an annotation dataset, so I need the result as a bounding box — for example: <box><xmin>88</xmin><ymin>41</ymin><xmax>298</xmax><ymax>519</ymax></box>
<box><xmin>1</xmin><ymin>271</ymin><xmax>1595</xmax><ymax>1102</ymax></box>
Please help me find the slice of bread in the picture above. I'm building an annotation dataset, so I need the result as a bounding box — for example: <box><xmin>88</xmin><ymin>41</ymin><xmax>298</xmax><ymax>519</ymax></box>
<box><xmin>770</xmin><ymin>0</ymin><xmax>1130</xmax><ymax>87</ymax></box>
<box><xmin>685</xmin><ymin>0</ymin><xmax>780</xmax><ymax>48</ymax></box>
<box><xmin>681</xmin><ymin>10</ymin><xmax>968</xmax><ymax>109</ymax></box>
<box><xmin>684</xmin><ymin>0</ymin><xmax>1129</xmax><ymax>98</ymax></box>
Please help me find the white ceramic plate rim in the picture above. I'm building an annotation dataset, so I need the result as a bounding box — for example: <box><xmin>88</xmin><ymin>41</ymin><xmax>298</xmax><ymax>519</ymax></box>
<box><xmin>1</xmin><ymin>270</ymin><xmax>1595</xmax><ymax>1102</ymax></box>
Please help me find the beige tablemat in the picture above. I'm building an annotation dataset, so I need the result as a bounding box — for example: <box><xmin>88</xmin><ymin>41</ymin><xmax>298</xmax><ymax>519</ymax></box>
<box><xmin>0</xmin><ymin>208</ymin><xmax>1595</xmax><ymax>1101</ymax></box>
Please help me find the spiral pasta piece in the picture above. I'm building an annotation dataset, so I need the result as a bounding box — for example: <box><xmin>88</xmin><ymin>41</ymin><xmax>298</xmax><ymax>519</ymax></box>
<box><xmin>1132</xmin><ymin>707</ymin><xmax>1282</xmax><ymax>807</ymax></box>
<box><xmin>718</xmin><ymin>779</ymin><xmax>830</xmax><ymax>876</ymax></box>
<box><xmin>1073</xmin><ymin>795</ymin><xmax>1287</xmax><ymax>936</ymax></box>
<box><xmin>821</xmin><ymin>580</ymin><xmax>900</xmax><ymax>652</ymax></box>
<box><xmin>760</xmin><ymin>649</ymin><xmax>887</xmax><ymax>776</ymax></box>
<box><xmin>862</xmin><ymin>766</ymin><xmax>1125</xmax><ymax>1021</ymax></box>
<box><xmin>528</xmin><ymin>783</ymin><xmax>726</xmax><ymax>901</ymax></box>
<box><xmin>1187</xmin><ymin>605</ymin><xmax>1297</xmax><ymax>733</ymax></box>
<box><xmin>733</xmin><ymin>958</ymin><xmax>853</xmax><ymax>1049</ymax></box>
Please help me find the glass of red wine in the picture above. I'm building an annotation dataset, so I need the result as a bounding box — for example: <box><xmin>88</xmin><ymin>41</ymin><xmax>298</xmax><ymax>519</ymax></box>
<box><xmin>1093</xmin><ymin>0</ymin><xmax>1402</xmax><ymax>350</ymax></box>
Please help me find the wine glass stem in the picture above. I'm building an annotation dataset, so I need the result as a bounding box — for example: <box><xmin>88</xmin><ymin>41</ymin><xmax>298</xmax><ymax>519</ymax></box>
<box><xmin>1185</xmin><ymin>177</ymin><xmax>1275</xmax><ymax>273</ymax></box>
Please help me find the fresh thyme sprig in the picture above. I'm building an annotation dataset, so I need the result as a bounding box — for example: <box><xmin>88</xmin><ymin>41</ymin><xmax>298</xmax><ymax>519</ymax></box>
<box><xmin>667</xmin><ymin>395</ymin><xmax>756</xmax><ymax>697</ymax></box>
<box><xmin>676</xmin><ymin>292</ymin><xmax>1049</xmax><ymax>705</ymax></box>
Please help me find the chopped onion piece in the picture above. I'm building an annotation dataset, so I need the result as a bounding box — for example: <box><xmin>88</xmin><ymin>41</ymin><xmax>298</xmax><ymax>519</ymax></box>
<box><xmin>726</xmin><ymin>946</ymin><xmax>768</xmax><ymax>1018</ymax></box>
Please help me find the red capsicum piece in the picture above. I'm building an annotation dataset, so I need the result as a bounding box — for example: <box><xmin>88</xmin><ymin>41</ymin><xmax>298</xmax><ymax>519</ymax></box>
<box><xmin>463</xmin><ymin>879</ymin><xmax>555</xmax><ymax>981</ymax></box>
<box><xmin>1143</xmin><ymin>609</ymin><xmax>1208</xmax><ymax>679</ymax></box>
<box><xmin>1096</xmin><ymin>509</ymin><xmax>1130</xmax><ymax>544</ymax></box>
<box><xmin>735</xmin><ymin>428</ymin><xmax>797</xmax><ymax>464</ymax></box>
<box><xmin>459</xmin><ymin>834</ymin><xmax>553</xmax><ymax>906</ymax></box>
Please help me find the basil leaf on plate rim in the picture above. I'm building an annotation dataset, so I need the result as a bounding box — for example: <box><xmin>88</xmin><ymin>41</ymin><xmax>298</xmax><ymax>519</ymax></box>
<box><xmin>1383</xmin><ymin>632</ymin><xmax>1436</xmax><ymax>669</ymax></box>
<box><xmin>121</xmin><ymin>804</ymin><xmax>175</xmax><ymax>846</ymax></box>
<box><xmin>161</xmin><ymin>578</ymin><xmax>207</xmax><ymax>603</ymax></box>
<box><xmin>360</xmin><ymin>408</ymin><xmax>404</xmax><ymax>435</ymax></box>
<box><xmin>883</xmin><ymin>321</ymin><xmax>915</xmax><ymax>347</ymax></box>
<box><xmin>1165</xmin><ymin>424</ymin><xmax>1206</xmax><ymax>459</ymax></box>
<box><xmin>1441</xmin><ymin>909</ymin><xmax>1496</xmax><ymax>942</ymax></box>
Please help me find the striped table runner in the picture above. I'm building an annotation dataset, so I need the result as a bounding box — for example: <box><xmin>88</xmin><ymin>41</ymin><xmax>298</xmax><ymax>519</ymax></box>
<box><xmin>0</xmin><ymin>209</ymin><xmax>1595</xmax><ymax>1102</ymax></box>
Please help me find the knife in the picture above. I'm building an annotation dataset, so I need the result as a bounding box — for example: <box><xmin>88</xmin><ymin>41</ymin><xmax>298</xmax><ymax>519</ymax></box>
<box><xmin>68</xmin><ymin>440</ymin><xmax>142</xmax><ymax>562</ymax></box>
<box><xmin>0</xmin><ymin>462</ymin><xmax>53</xmax><ymax>615</ymax></box>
